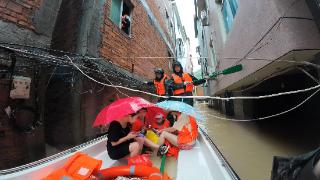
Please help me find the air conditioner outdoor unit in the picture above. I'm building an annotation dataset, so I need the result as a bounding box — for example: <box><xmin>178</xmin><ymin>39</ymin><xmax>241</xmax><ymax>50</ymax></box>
<box><xmin>200</xmin><ymin>10</ymin><xmax>209</xmax><ymax>26</ymax></box>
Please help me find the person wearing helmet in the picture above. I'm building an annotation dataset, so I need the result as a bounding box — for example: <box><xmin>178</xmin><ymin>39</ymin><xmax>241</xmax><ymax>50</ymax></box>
<box><xmin>168</xmin><ymin>61</ymin><xmax>207</xmax><ymax>106</ymax></box>
<box><xmin>145</xmin><ymin>68</ymin><xmax>170</xmax><ymax>102</ymax></box>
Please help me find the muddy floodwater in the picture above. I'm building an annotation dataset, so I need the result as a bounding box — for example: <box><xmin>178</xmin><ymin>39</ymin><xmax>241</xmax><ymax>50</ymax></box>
<box><xmin>196</xmin><ymin>103</ymin><xmax>319</xmax><ymax>180</ymax></box>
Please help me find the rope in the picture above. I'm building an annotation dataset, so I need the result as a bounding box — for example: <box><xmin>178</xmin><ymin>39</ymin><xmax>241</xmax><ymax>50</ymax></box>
<box><xmin>2</xmin><ymin>44</ymin><xmax>320</xmax><ymax>121</ymax></box>
<box><xmin>70</xmin><ymin>57</ymin><xmax>320</xmax><ymax>100</ymax></box>
<box><xmin>3</xmin><ymin>45</ymin><xmax>320</xmax><ymax>101</ymax></box>
<box><xmin>202</xmin><ymin>88</ymin><xmax>320</xmax><ymax>122</ymax></box>
<box><xmin>200</xmin><ymin>68</ymin><xmax>320</xmax><ymax>121</ymax></box>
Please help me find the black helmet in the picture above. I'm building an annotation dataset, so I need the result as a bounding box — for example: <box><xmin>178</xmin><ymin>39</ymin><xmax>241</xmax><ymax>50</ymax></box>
<box><xmin>172</xmin><ymin>61</ymin><xmax>182</xmax><ymax>68</ymax></box>
<box><xmin>154</xmin><ymin>68</ymin><xmax>164</xmax><ymax>74</ymax></box>
<box><xmin>172</xmin><ymin>61</ymin><xmax>183</xmax><ymax>74</ymax></box>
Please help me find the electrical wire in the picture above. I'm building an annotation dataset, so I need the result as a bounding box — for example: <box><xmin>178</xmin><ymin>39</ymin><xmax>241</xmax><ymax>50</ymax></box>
<box><xmin>2</xmin><ymin>44</ymin><xmax>320</xmax><ymax>122</ymax></box>
<box><xmin>70</xmin><ymin>55</ymin><xmax>320</xmax><ymax>100</ymax></box>
<box><xmin>2</xmin><ymin>44</ymin><xmax>320</xmax><ymax>101</ymax></box>
<box><xmin>200</xmin><ymin>67</ymin><xmax>320</xmax><ymax>121</ymax></box>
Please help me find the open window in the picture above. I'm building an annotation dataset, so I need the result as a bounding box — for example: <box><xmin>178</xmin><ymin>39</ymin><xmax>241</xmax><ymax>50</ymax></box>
<box><xmin>110</xmin><ymin>0</ymin><xmax>133</xmax><ymax>35</ymax></box>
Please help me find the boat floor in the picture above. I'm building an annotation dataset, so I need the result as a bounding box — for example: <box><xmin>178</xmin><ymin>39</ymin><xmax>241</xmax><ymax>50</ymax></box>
<box><xmin>109</xmin><ymin>155</ymin><xmax>178</xmax><ymax>179</ymax></box>
<box><xmin>0</xmin><ymin>131</ymin><xmax>237</xmax><ymax>180</ymax></box>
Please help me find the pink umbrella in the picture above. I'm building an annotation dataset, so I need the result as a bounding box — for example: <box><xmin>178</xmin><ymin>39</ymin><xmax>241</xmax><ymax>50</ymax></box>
<box><xmin>93</xmin><ymin>97</ymin><xmax>153</xmax><ymax>127</ymax></box>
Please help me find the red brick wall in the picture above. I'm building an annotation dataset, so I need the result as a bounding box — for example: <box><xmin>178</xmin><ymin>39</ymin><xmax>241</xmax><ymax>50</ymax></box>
<box><xmin>101</xmin><ymin>0</ymin><xmax>172</xmax><ymax>79</ymax></box>
<box><xmin>0</xmin><ymin>0</ymin><xmax>42</xmax><ymax>30</ymax></box>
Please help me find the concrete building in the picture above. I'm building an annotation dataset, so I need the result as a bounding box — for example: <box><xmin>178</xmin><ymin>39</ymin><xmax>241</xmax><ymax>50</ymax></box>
<box><xmin>172</xmin><ymin>2</ymin><xmax>193</xmax><ymax>73</ymax></box>
<box><xmin>0</xmin><ymin>0</ymin><xmax>178</xmax><ymax>169</ymax></box>
<box><xmin>194</xmin><ymin>0</ymin><xmax>218</xmax><ymax>96</ymax></box>
<box><xmin>195</xmin><ymin>0</ymin><xmax>320</xmax><ymax>118</ymax></box>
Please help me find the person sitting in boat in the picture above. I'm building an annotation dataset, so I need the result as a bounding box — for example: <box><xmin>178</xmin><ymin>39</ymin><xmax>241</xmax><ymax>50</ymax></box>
<box><xmin>166</xmin><ymin>111</ymin><xmax>181</xmax><ymax>127</ymax></box>
<box><xmin>157</xmin><ymin>113</ymin><xmax>198</xmax><ymax>151</ymax></box>
<box><xmin>129</xmin><ymin>108</ymin><xmax>170</xmax><ymax>156</ymax></box>
<box><xmin>151</xmin><ymin>113</ymin><xmax>170</xmax><ymax>130</ymax></box>
<box><xmin>131</xmin><ymin>108</ymin><xmax>149</xmax><ymax>132</ymax></box>
<box><xmin>107</xmin><ymin>113</ymin><xmax>144</xmax><ymax>160</ymax></box>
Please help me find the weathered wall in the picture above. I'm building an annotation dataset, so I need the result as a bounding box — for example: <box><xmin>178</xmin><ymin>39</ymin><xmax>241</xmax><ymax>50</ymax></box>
<box><xmin>151</xmin><ymin>0</ymin><xmax>174</xmax><ymax>46</ymax></box>
<box><xmin>0</xmin><ymin>0</ymin><xmax>62</xmax><ymax>47</ymax></box>
<box><xmin>51</xmin><ymin>0</ymin><xmax>83</xmax><ymax>52</ymax></box>
<box><xmin>101</xmin><ymin>0</ymin><xmax>172</xmax><ymax>79</ymax></box>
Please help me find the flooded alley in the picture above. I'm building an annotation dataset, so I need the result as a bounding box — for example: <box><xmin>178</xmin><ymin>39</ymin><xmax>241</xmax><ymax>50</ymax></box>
<box><xmin>197</xmin><ymin>103</ymin><xmax>320</xmax><ymax>180</ymax></box>
<box><xmin>1</xmin><ymin>0</ymin><xmax>320</xmax><ymax>179</ymax></box>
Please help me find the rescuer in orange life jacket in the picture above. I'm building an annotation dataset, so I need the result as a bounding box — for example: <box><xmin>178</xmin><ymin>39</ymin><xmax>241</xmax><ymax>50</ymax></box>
<box><xmin>168</xmin><ymin>61</ymin><xmax>207</xmax><ymax>106</ymax></box>
<box><xmin>145</xmin><ymin>68</ymin><xmax>170</xmax><ymax>102</ymax></box>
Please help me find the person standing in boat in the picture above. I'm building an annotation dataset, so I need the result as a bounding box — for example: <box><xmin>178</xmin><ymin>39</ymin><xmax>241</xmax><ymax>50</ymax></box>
<box><xmin>157</xmin><ymin>113</ymin><xmax>198</xmax><ymax>151</ymax></box>
<box><xmin>168</xmin><ymin>61</ymin><xmax>207</xmax><ymax>106</ymax></box>
<box><xmin>145</xmin><ymin>68</ymin><xmax>170</xmax><ymax>102</ymax></box>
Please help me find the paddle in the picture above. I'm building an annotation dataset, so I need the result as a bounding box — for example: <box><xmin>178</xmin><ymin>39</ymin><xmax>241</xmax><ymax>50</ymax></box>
<box><xmin>209</xmin><ymin>64</ymin><xmax>243</xmax><ymax>79</ymax></box>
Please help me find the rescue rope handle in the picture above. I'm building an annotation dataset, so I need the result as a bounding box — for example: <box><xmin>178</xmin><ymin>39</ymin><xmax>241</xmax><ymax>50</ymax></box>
<box><xmin>69</xmin><ymin>56</ymin><xmax>320</xmax><ymax>101</ymax></box>
<box><xmin>199</xmin><ymin>68</ymin><xmax>320</xmax><ymax>122</ymax></box>
<box><xmin>3</xmin><ymin>45</ymin><xmax>320</xmax><ymax>101</ymax></box>
<box><xmin>2</xmin><ymin>45</ymin><xmax>320</xmax><ymax>122</ymax></box>
<box><xmin>70</xmin><ymin>56</ymin><xmax>320</xmax><ymax>122</ymax></box>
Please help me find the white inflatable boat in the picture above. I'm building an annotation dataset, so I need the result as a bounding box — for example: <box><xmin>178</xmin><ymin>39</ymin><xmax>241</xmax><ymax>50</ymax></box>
<box><xmin>0</xmin><ymin>129</ymin><xmax>239</xmax><ymax>180</ymax></box>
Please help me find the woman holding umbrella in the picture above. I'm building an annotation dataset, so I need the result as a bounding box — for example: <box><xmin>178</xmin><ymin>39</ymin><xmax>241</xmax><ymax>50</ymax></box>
<box><xmin>93</xmin><ymin>97</ymin><xmax>169</xmax><ymax>160</ymax></box>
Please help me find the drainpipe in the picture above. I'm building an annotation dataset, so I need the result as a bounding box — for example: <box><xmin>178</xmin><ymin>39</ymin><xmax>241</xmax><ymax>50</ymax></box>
<box><xmin>171</xmin><ymin>5</ymin><xmax>177</xmax><ymax>61</ymax></box>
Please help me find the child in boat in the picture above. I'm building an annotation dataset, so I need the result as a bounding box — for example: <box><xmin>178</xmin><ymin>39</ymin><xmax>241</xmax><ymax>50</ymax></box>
<box><xmin>157</xmin><ymin>113</ymin><xmax>198</xmax><ymax>150</ymax></box>
<box><xmin>107</xmin><ymin>113</ymin><xmax>144</xmax><ymax>160</ymax></box>
<box><xmin>151</xmin><ymin>113</ymin><xmax>170</xmax><ymax>130</ymax></box>
<box><xmin>131</xmin><ymin>108</ymin><xmax>149</xmax><ymax>132</ymax></box>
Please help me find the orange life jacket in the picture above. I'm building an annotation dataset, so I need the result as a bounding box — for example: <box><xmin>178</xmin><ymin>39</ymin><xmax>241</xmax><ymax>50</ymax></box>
<box><xmin>177</xmin><ymin>116</ymin><xmax>198</xmax><ymax>145</ymax></box>
<box><xmin>132</xmin><ymin>118</ymin><xmax>145</xmax><ymax>132</ymax></box>
<box><xmin>172</xmin><ymin>73</ymin><xmax>194</xmax><ymax>95</ymax></box>
<box><xmin>153</xmin><ymin>75</ymin><xmax>167</xmax><ymax>95</ymax></box>
<box><xmin>44</xmin><ymin>152</ymin><xmax>102</xmax><ymax>180</ymax></box>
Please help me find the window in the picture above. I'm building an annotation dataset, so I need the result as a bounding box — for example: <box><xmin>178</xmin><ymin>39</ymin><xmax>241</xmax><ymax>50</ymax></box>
<box><xmin>110</xmin><ymin>0</ymin><xmax>133</xmax><ymax>35</ymax></box>
<box><xmin>177</xmin><ymin>38</ymin><xmax>184</xmax><ymax>56</ymax></box>
<box><xmin>221</xmin><ymin>0</ymin><xmax>237</xmax><ymax>33</ymax></box>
